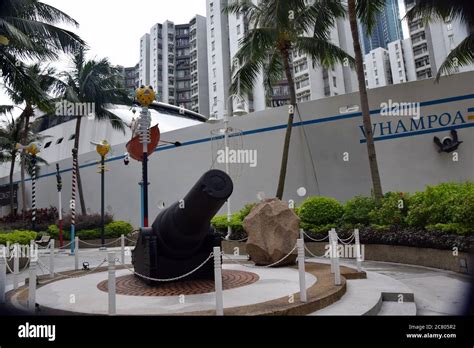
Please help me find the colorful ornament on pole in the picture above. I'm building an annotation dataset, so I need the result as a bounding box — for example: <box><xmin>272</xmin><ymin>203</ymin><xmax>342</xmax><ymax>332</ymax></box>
<box><xmin>91</xmin><ymin>140</ymin><xmax>111</xmax><ymax>158</ymax></box>
<box><xmin>16</xmin><ymin>142</ymin><xmax>42</xmax><ymax>156</ymax></box>
<box><xmin>135</xmin><ymin>85</ymin><xmax>156</xmax><ymax>107</ymax></box>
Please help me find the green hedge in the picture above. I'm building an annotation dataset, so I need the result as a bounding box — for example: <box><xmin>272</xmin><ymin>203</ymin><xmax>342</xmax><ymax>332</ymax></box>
<box><xmin>211</xmin><ymin>203</ymin><xmax>257</xmax><ymax>233</ymax></box>
<box><xmin>44</xmin><ymin>221</ymin><xmax>134</xmax><ymax>241</ymax></box>
<box><xmin>0</xmin><ymin>230</ymin><xmax>37</xmax><ymax>245</ymax></box>
<box><xmin>211</xmin><ymin>182</ymin><xmax>474</xmax><ymax>236</ymax></box>
<box><xmin>298</xmin><ymin>197</ymin><xmax>343</xmax><ymax>227</ymax></box>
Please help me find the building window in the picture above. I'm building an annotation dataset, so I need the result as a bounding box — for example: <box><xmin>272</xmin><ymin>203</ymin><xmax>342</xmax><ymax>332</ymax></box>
<box><xmin>333</xmin><ymin>76</ymin><xmax>337</xmax><ymax>88</ymax></box>
<box><xmin>213</xmin><ymin>82</ymin><xmax>217</xmax><ymax>92</ymax></box>
<box><xmin>212</xmin><ymin>55</ymin><xmax>216</xmax><ymax>64</ymax></box>
<box><xmin>237</xmin><ymin>25</ymin><xmax>241</xmax><ymax>35</ymax></box>
<box><xmin>210</xmin><ymin>15</ymin><xmax>214</xmax><ymax>25</ymax></box>
<box><xmin>211</xmin><ymin>28</ymin><xmax>215</xmax><ymax>38</ymax></box>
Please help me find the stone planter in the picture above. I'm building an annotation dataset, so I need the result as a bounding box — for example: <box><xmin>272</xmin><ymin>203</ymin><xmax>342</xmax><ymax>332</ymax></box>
<box><xmin>222</xmin><ymin>241</ymin><xmax>474</xmax><ymax>275</ymax></box>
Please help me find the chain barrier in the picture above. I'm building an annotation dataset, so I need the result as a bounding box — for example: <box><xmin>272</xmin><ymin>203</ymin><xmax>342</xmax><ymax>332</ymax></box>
<box><xmin>304</xmin><ymin>245</ymin><xmax>328</xmax><ymax>259</ymax></box>
<box><xmin>77</xmin><ymin>238</ymin><xmax>123</xmax><ymax>247</ymax></box>
<box><xmin>302</xmin><ymin>230</ymin><xmax>329</xmax><ymax>242</ymax></box>
<box><xmin>337</xmin><ymin>234</ymin><xmax>355</xmax><ymax>245</ymax></box>
<box><xmin>221</xmin><ymin>236</ymin><xmax>248</xmax><ymax>242</ymax></box>
<box><xmin>58</xmin><ymin>241</ymin><xmax>74</xmax><ymax>249</ymax></box>
<box><xmin>117</xmin><ymin>252</ymin><xmax>214</xmax><ymax>282</ymax></box>
<box><xmin>221</xmin><ymin>243</ymin><xmax>298</xmax><ymax>269</ymax></box>
<box><xmin>124</xmin><ymin>237</ymin><xmax>137</xmax><ymax>244</ymax></box>
<box><xmin>36</xmin><ymin>257</ymin><xmax>108</xmax><ymax>283</ymax></box>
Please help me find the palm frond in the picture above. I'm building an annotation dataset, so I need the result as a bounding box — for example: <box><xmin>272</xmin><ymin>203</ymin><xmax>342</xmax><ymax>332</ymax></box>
<box><xmin>436</xmin><ymin>34</ymin><xmax>474</xmax><ymax>81</ymax></box>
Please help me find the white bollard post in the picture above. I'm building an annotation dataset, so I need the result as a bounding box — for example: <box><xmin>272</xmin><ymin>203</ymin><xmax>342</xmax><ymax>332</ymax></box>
<box><xmin>213</xmin><ymin>247</ymin><xmax>223</xmax><ymax>316</ymax></box>
<box><xmin>13</xmin><ymin>243</ymin><xmax>19</xmax><ymax>290</ymax></box>
<box><xmin>28</xmin><ymin>257</ymin><xmax>37</xmax><ymax>313</ymax></box>
<box><xmin>299</xmin><ymin>228</ymin><xmax>304</xmax><ymax>241</ymax></box>
<box><xmin>332</xmin><ymin>231</ymin><xmax>341</xmax><ymax>286</ymax></box>
<box><xmin>49</xmin><ymin>239</ymin><xmax>55</xmax><ymax>278</ymax></box>
<box><xmin>121</xmin><ymin>235</ymin><xmax>125</xmax><ymax>265</ymax></box>
<box><xmin>0</xmin><ymin>250</ymin><xmax>6</xmax><ymax>304</ymax></box>
<box><xmin>354</xmin><ymin>229</ymin><xmax>362</xmax><ymax>272</ymax></box>
<box><xmin>329</xmin><ymin>230</ymin><xmax>335</xmax><ymax>274</ymax></box>
<box><xmin>297</xmin><ymin>239</ymin><xmax>307</xmax><ymax>303</ymax></box>
<box><xmin>108</xmin><ymin>252</ymin><xmax>116</xmax><ymax>315</ymax></box>
<box><xmin>74</xmin><ymin>237</ymin><xmax>79</xmax><ymax>270</ymax></box>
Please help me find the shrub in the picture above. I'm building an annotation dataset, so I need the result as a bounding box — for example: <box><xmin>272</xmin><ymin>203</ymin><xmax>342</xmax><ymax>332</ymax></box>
<box><xmin>46</xmin><ymin>224</ymin><xmax>71</xmax><ymax>240</ymax></box>
<box><xmin>369</xmin><ymin>192</ymin><xmax>409</xmax><ymax>226</ymax></box>
<box><xmin>0</xmin><ymin>207</ymin><xmax>58</xmax><ymax>231</ymax></box>
<box><xmin>76</xmin><ymin>229</ymin><xmax>101</xmax><ymax>240</ymax></box>
<box><xmin>298</xmin><ymin>196</ymin><xmax>343</xmax><ymax>226</ymax></box>
<box><xmin>104</xmin><ymin>221</ymin><xmax>133</xmax><ymax>238</ymax></box>
<box><xmin>407</xmin><ymin>183</ymin><xmax>474</xmax><ymax>228</ymax></box>
<box><xmin>0</xmin><ymin>230</ymin><xmax>37</xmax><ymax>245</ymax></box>
<box><xmin>211</xmin><ymin>215</ymin><xmax>228</xmax><ymax>231</ymax></box>
<box><xmin>342</xmin><ymin>196</ymin><xmax>376</xmax><ymax>226</ymax></box>
<box><xmin>61</xmin><ymin>213</ymin><xmax>113</xmax><ymax>231</ymax></box>
<box><xmin>426</xmin><ymin>223</ymin><xmax>473</xmax><ymax>235</ymax></box>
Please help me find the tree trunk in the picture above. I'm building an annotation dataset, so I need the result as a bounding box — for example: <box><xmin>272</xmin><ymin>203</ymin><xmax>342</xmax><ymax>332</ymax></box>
<box><xmin>9</xmin><ymin>152</ymin><xmax>16</xmax><ymax>215</ymax></box>
<box><xmin>276</xmin><ymin>48</ymin><xmax>297</xmax><ymax>200</ymax></box>
<box><xmin>73</xmin><ymin>116</ymin><xmax>87</xmax><ymax>215</ymax></box>
<box><xmin>20</xmin><ymin>104</ymin><xmax>33</xmax><ymax>219</ymax></box>
<box><xmin>348</xmin><ymin>0</ymin><xmax>384</xmax><ymax>201</ymax></box>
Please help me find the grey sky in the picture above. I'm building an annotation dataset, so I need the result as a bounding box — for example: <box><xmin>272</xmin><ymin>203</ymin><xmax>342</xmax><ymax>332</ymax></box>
<box><xmin>42</xmin><ymin>0</ymin><xmax>207</xmax><ymax>67</ymax></box>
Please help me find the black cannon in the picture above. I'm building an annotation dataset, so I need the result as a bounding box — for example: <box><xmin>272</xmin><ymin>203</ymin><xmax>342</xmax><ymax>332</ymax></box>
<box><xmin>132</xmin><ymin>169</ymin><xmax>233</xmax><ymax>285</ymax></box>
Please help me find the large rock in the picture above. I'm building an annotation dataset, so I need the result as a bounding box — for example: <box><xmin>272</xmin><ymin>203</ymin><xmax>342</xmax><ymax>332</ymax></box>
<box><xmin>243</xmin><ymin>199</ymin><xmax>300</xmax><ymax>266</ymax></box>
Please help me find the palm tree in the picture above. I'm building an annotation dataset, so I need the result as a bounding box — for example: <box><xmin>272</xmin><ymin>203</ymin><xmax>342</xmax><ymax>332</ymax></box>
<box><xmin>406</xmin><ymin>0</ymin><xmax>474</xmax><ymax>80</ymax></box>
<box><xmin>0</xmin><ymin>0</ymin><xmax>85</xmax><ymax>91</ymax></box>
<box><xmin>56</xmin><ymin>47</ymin><xmax>131</xmax><ymax>214</ymax></box>
<box><xmin>3</xmin><ymin>63</ymin><xmax>61</xmax><ymax>217</ymax></box>
<box><xmin>347</xmin><ymin>0</ymin><xmax>385</xmax><ymax>200</ymax></box>
<box><xmin>0</xmin><ymin>113</ymin><xmax>48</xmax><ymax>213</ymax></box>
<box><xmin>225</xmin><ymin>0</ymin><xmax>355</xmax><ymax>200</ymax></box>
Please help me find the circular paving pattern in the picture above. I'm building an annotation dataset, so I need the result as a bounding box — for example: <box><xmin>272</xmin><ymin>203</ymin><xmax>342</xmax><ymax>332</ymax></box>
<box><xmin>97</xmin><ymin>270</ymin><xmax>259</xmax><ymax>296</ymax></box>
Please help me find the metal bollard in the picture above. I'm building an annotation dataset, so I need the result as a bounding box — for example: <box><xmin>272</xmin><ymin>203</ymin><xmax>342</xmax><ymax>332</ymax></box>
<box><xmin>28</xmin><ymin>257</ymin><xmax>37</xmax><ymax>313</ymax></box>
<box><xmin>297</xmin><ymin>239</ymin><xmax>307</xmax><ymax>302</ymax></box>
<box><xmin>74</xmin><ymin>237</ymin><xmax>79</xmax><ymax>270</ymax></box>
<box><xmin>13</xmin><ymin>243</ymin><xmax>19</xmax><ymax>290</ymax></box>
<box><xmin>120</xmin><ymin>235</ymin><xmax>125</xmax><ymax>265</ymax></box>
<box><xmin>49</xmin><ymin>239</ymin><xmax>55</xmax><ymax>278</ymax></box>
<box><xmin>354</xmin><ymin>229</ymin><xmax>362</xmax><ymax>272</ymax></box>
<box><xmin>0</xmin><ymin>251</ymin><xmax>6</xmax><ymax>304</ymax></box>
<box><xmin>332</xmin><ymin>231</ymin><xmax>341</xmax><ymax>286</ymax></box>
<box><xmin>108</xmin><ymin>252</ymin><xmax>116</xmax><ymax>315</ymax></box>
<box><xmin>213</xmin><ymin>247</ymin><xmax>223</xmax><ymax>316</ymax></box>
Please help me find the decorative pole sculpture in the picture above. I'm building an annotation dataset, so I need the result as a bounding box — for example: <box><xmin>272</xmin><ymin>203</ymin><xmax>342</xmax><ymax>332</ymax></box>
<box><xmin>91</xmin><ymin>140</ymin><xmax>111</xmax><ymax>250</ymax></box>
<box><xmin>133</xmin><ymin>86</ymin><xmax>156</xmax><ymax>228</ymax></box>
<box><xmin>70</xmin><ymin>148</ymin><xmax>78</xmax><ymax>255</ymax></box>
<box><xmin>56</xmin><ymin>164</ymin><xmax>64</xmax><ymax>247</ymax></box>
<box><xmin>16</xmin><ymin>142</ymin><xmax>42</xmax><ymax>231</ymax></box>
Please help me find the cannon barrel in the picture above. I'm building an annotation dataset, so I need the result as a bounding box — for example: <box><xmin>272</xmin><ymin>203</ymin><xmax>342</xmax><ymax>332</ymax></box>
<box><xmin>154</xmin><ymin>169</ymin><xmax>233</xmax><ymax>258</ymax></box>
<box><xmin>132</xmin><ymin>170</ymin><xmax>233</xmax><ymax>284</ymax></box>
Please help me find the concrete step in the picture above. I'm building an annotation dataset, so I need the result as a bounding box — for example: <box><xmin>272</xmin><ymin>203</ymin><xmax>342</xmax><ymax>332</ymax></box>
<box><xmin>308</xmin><ymin>264</ymin><xmax>415</xmax><ymax>316</ymax></box>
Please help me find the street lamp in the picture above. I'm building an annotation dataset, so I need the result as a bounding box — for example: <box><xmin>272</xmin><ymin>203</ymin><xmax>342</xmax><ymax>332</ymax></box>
<box><xmin>16</xmin><ymin>142</ymin><xmax>42</xmax><ymax>231</ymax></box>
<box><xmin>210</xmin><ymin>94</ymin><xmax>248</xmax><ymax>240</ymax></box>
<box><xmin>91</xmin><ymin>140</ymin><xmax>111</xmax><ymax>251</ymax></box>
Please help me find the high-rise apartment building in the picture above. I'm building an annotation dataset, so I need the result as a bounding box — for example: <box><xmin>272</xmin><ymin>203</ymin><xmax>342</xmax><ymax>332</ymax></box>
<box><xmin>207</xmin><ymin>0</ymin><xmax>358</xmax><ymax>117</ymax></box>
<box><xmin>139</xmin><ymin>15</ymin><xmax>209</xmax><ymax>115</ymax></box>
<box><xmin>359</xmin><ymin>0</ymin><xmax>403</xmax><ymax>54</ymax></box>
<box><xmin>404</xmin><ymin>0</ymin><xmax>474</xmax><ymax>80</ymax></box>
